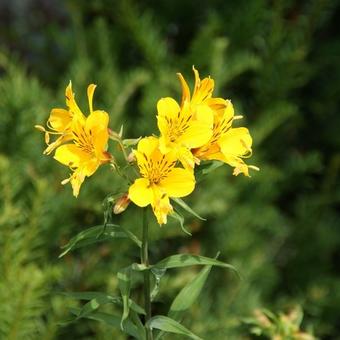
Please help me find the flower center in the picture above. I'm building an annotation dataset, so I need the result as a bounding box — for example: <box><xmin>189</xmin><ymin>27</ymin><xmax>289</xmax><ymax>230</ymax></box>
<box><xmin>139</xmin><ymin>154</ymin><xmax>176</xmax><ymax>184</ymax></box>
<box><xmin>165</xmin><ymin>113</ymin><xmax>192</xmax><ymax>142</ymax></box>
<box><xmin>73</xmin><ymin>126</ymin><xmax>95</xmax><ymax>155</ymax></box>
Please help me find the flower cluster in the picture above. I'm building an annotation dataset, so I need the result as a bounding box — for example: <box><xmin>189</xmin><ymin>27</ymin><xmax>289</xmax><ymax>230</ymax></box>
<box><xmin>37</xmin><ymin>68</ymin><xmax>258</xmax><ymax>224</ymax></box>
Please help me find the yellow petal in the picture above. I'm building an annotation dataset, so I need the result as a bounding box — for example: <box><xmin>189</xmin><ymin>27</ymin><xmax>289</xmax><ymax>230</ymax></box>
<box><xmin>157</xmin><ymin>97</ymin><xmax>180</xmax><ymax>119</ymax></box>
<box><xmin>219</xmin><ymin>127</ymin><xmax>252</xmax><ymax>157</ymax></box>
<box><xmin>137</xmin><ymin>136</ymin><xmax>159</xmax><ymax>156</ymax></box>
<box><xmin>87</xmin><ymin>84</ymin><xmax>97</xmax><ymax>114</ymax></box>
<box><xmin>192</xmin><ymin>67</ymin><xmax>214</xmax><ymax>104</ymax></box>
<box><xmin>70</xmin><ymin>169</ymin><xmax>86</xmax><ymax>197</ymax></box>
<box><xmin>177</xmin><ymin>146</ymin><xmax>196</xmax><ymax>169</ymax></box>
<box><xmin>178</xmin><ymin>118</ymin><xmax>213</xmax><ymax>149</ymax></box>
<box><xmin>160</xmin><ymin>168</ymin><xmax>195</xmax><ymax>198</ymax></box>
<box><xmin>177</xmin><ymin>73</ymin><xmax>191</xmax><ymax>106</ymax></box>
<box><xmin>151</xmin><ymin>191</ymin><xmax>173</xmax><ymax>225</ymax></box>
<box><xmin>43</xmin><ymin>133</ymin><xmax>72</xmax><ymax>155</ymax></box>
<box><xmin>128</xmin><ymin>178</ymin><xmax>153</xmax><ymax>207</ymax></box>
<box><xmin>86</xmin><ymin>110</ymin><xmax>109</xmax><ymax>133</ymax></box>
<box><xmin>54</xmin><ymin>144</ymin><xmax>90</xmax><ymax>168</ymax></box>
<box><xmin>48</xmin><ymin>108</ymin><xmax>72</xmax><ymax>131</ymax></box>
<box><xmin>65</xmin><ymin>81</ymin><xmax>84</xmax><ymax>117</ymax></box>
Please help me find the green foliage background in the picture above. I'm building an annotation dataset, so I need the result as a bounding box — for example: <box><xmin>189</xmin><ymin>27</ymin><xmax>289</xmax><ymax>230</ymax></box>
<box><xmin>0</xmin><ymin>0</ymin><xmax>339</xmax><ymax>339</ymax></box>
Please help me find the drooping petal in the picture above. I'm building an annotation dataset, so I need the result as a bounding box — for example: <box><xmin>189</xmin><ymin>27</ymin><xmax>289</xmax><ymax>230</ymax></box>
<box><xmin>48</xmin><ymin>108</ymin><xmax>72</xmax><ymax>132</ymax></box>
<box><xmin>69</xmin><ymin>168</ymin><xmax>86</xmax><ymax>197</ymax></box>
<box><xmin>151</xmin><ymin>188</ymin><xmax>173</xmax><ymax>225</ymax></box>
<box><xmin>223</xmin><ymin>155</ymin><xmax>250</xmax><ymax>177</ymax></box>
<box><xmin>54</xmin><ymin>144</ymin><xmax>91</xmax><ymax>168</ymax></box>
<box><xmin>128</xmin><ymin>178</ymin><xmax>154</xmax><ymax>207</ymax></box>
<box><xmin>219</xmin><ymin>127</ymin><xmax>252</xmax><ymax>157</ymax></box>
<box><xmin>160</xmin><ymin>168</ymin><xmax>195</xmax><ymax>198</ymax></box>
<box><xmin>87</xmin><ymin>84</ymin><xmax>97</xmax><ymax>114</ymax></box>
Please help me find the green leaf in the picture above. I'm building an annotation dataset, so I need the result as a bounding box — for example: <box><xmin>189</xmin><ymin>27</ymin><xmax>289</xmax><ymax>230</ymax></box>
<box><xmin>59</xmin><ymin>224</ymin><xmax>126</xmax><ymax>258</ymax></box>
<box><xmin>168</xmin><ymin>263</ymin><xmax>214</xmax><ymax>320</ymax></box>
<box><xmin>147</xmin><ymin>315</ymin><xmax>203</xmax><ymax>340</ymax></box>
<box><xmin>172</xmin><ymin>198</ymin><xmax>205</xmax><ymax>221</ymax></box>
<box><xmin>150</xmin><ymin>267</ymin><xmax>167</xmax><ymax>302</ymax></box>
<box><xmin>119</xmin><ymin>224</ymin><xmax>142</xmax><ymax>248</ymax></box>
<box><xmin>169</xmin><ymin>210</ymin><xmax>192</xmax><ymax>236</ymax></box>
<box><xmin>118</xmin><ymin>266</ymin><xmax>132</xmax><ymax>328</ymax></box>
<box><xmin>61</xmin><ymin>291</ymin><xmax>145</xmax><ymax>315</ymax></box>
<box><xmin>69</xmin><ymin>307</ymin><xmax>141</xmax><ymax>339</ymax></box>
<box><xmin>154</xmin><ymin>254</ymin><xmax>236</xmax><ymax>272</ymax></box>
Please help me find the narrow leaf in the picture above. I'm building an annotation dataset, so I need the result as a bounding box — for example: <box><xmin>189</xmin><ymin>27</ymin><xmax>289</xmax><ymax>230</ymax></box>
<box><xmin>59</xmin><ymin>224</ymin><xmax>126</xmax><ymax>257</ymax></box>
<box><xmin>70</xmin><ymin>308</ymin><xmax>140</xmax><ymax>339</ymax></box>
<box><xmin>154</xmin><ymin>254</ymin><xmax>236</xmax><ymax>272</ymax></box>
<box><xmin>168</xmin><ymin>264</ymin><xmax>213</xmax><ymax>320</ymax></box>
<box><xmin>118</xmin><ymin>266</ymin><xmax>132</xmax><ymax>327</ymax></box>
<box><xmin>169</xmin><ymin>210</ymin><xmax>192</xmax><ymax>236</ymax></box>
<box><xmin>147</xmin><ymin>315</ymin><xmax>202</xmax><ymax>340</ymax></box>
<box><xmin>150</xmin><ymin>268</ymin><xmax>167</xmax><ymax>302</ymax></box>
<box><xmin>172</xmin><ymin>198</ymin><xmax>205</xmax><ymax>221</ymax></box>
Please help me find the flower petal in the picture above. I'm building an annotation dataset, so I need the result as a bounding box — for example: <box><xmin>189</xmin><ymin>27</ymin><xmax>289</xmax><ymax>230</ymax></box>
<box><xmin>160</xmin><ymin>168</ymin><xmax>195</xmax><ymax>198</ymax></box>
<box><xmin>87</xmin><ymin>84</ymin><xmax>97</xmax><ymax>114</ymax></box>
<box><xmin>157</xmin><ymin>97</ymin><xmax>180</xmax><ymax>120</ymax></box>
<box><xmin>177</xmin><ymin>72</ymin><xmax>191</xmax><ymax>106</ymax></box>
<box><xmin>178</xmin><ymin>105</ymin><xmax>213</xmax><ymax>149</ymax></box>
<box><xmin>48</xmin><ymin>108</ymin><xmax>72</xmax><ymax>131</ymax></box>
<box><xmin>65</xmin><ymin>81</ymin><xmax>84</xmax><ymax>118</ymax></box>
<box><xmin>192</xmin><ymin>67</ymin><xmax>214</xmax><ymax>104</ymax></box>
<box><xmin>151</xmin><ymin>190</ymin><xmax>173</xmax><ymax>225</ymax></box>
<box><xmin>129</xmin><ymin>178</ymin><xmax>153</xmax><ymax>207</ymax></box>
<box><xmin>219</xmin><ymin>127</ymin><xmax>252</xmax><ymax>157</ymax></box>
<box><xmin>54</xmin><ymin>144</ymin><xmax>90</xmax><ymax>168</ymax></box>
<box><xmin>136</xmin><ymin>136</ymin><xmax>159</xmax><ymax>156</ymax></box>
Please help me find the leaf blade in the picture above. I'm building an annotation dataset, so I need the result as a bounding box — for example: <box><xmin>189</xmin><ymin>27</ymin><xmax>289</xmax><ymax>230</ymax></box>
<box><xmin>147</xmin><ymin>315</ymin><xmax>203</xmax><ymax>340</ymax></box>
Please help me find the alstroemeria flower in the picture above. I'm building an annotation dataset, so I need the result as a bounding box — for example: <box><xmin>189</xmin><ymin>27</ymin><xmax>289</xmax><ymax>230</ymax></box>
<box><xmin>177</xmin><ymin>67</ymin><xmax>258</xmax><ymax>176</ymax></box>
<box><xmin>157</xmin><ymin>97</ymin><xmax>214</xmax><ymax>169</ymax></box>
<box><xmin>128</xmin><ymin>136</ymin><xmax>195</xmax><ymax>225</ymax></box>
<box><xmin>193</xmin><ymin>99</ymin><xmax>258</xmax><ymax>176</ymax></box>
<box><xmin>53</xmin><ymin>85</ymin><xmax>111</xmax><ymax>196</ymax></box>
<box><xmin>35</xmin><ymin>82</ymin><xmax>87</xmax><ymax>155</ymax></box>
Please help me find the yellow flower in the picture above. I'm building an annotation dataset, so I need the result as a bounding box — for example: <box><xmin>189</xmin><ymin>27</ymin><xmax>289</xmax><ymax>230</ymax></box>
<box><xmin>193</xmin><ymin>99</ymin><xmax>258</xmax><ymax>176</ymax></box>
<box><xmin>157</xmin><ymin>97</ymin><xmax>214</xmax><ymax>169</ymax></box>
<box><xmin>177</xmin><ymin>67</ymin><xmax>258</xmax><ymax>176</ymax></box>
<box><xmin>53</xmin><ymin>85</ymin><xmax>111</xmax><ymax>197</ymax></box>
<box><xmin>128</xmin><ymin>136</ymin><xmax>195</xmax><ymax>225</ymax></box>
<box><xmin>35</xmin><ymin>82</ymin><xmax>88</xmax><ymax>155</ymax></box>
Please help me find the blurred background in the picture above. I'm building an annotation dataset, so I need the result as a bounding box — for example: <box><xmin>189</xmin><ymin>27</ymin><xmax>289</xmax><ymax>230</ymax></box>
<box><xmin>1</xmin><ymin>0</ymin><xmax>340</xmax><ymax>339</ymax></box>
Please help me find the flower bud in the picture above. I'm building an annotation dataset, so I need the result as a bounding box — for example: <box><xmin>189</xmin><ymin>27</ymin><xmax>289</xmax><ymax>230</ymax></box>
<box><xmin>113</xmin><ymin>194</ymin><xmax>130</xmax><ymax>214</ymax></box>
<box><xmin>127</xmin><ymin>151</ymin><xmax>136</xmax><ymax>163</ymax></box>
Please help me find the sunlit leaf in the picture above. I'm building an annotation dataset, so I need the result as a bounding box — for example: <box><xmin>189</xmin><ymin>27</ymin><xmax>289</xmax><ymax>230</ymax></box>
<box><xmin>147</xmin><ymin>315</ymin><xmax>202</xmax><ymax>340</ymax></box>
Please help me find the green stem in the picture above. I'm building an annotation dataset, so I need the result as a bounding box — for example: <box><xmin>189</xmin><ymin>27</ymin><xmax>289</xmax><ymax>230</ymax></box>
<box><xmin>141</xmin><ymin>208</ymin><xmax>153</xmax><ymax>340</ymax></box>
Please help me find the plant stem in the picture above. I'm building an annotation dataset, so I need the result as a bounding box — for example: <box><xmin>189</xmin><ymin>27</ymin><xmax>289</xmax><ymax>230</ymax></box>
<box><xmin>141</xmin><ymin>208</ymin><xmax>153</xmax><ymax>340</ymax></box>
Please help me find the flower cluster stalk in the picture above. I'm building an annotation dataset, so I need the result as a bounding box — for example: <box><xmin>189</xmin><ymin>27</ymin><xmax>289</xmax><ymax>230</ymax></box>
<box><xmin>141</xmin><ymin>208</ymin><xmax>153</xmax><ymax>340</ymax></box>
